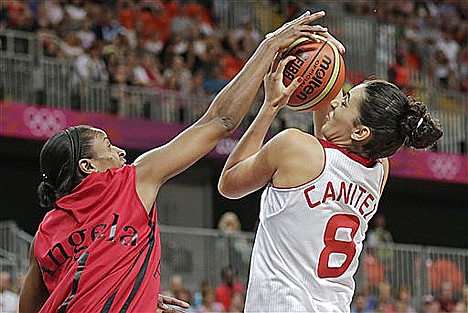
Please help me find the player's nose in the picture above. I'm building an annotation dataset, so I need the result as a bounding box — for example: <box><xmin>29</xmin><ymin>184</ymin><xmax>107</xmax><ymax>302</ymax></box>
<box><xmin>116</xmin><ymin>146</ymin><xmax>126</xmax><ymax>157</ymax></box>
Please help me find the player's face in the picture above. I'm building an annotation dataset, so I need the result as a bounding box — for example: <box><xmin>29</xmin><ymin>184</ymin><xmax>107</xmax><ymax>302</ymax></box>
<box><xmin>85</xmin><ymin>129</ymin><xmax>127</xmax><ymax>172</ymax></box>
<box><xmin>321</xmin><ymin>86</ymin><xmax>365</xmax><ymax>145</ymax></box>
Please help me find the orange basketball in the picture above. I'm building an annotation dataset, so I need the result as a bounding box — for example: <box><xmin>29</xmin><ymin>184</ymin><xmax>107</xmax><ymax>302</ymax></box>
<box><xmin>283</xmin><ymin>35</ymin><xmax>346</xmax><ymax>111</ymax></box>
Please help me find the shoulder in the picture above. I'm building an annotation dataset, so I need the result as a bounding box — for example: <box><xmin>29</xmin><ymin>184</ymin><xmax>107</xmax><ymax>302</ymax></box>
<box><xmin>270</xmin><ymin>128</ymin><xmax>322</xmax><ymax>155</ymax></box>
<box><xmin>270</xmin><ymin>129</ymin><xmax>325</xmax><ymax>188</ymax></box>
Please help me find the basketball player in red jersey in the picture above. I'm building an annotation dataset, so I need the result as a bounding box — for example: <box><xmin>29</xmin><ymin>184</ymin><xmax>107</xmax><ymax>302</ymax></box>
<box><xmin>19</xmin><ymin>11</ymin><xmax>345</xmax><ymax>313</ymax></box>
<box><xmin>218</xmin><ymin>56</ymin><xmax>443</xmax><ymax>311</ymax></box>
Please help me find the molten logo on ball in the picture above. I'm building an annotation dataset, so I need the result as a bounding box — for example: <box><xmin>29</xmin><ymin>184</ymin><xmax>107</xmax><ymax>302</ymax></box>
<box><xmin>297</xmin><ymin>55</ymin><xmax>332</xmax><ymax>101</ymax></box>
<box><xmin>283</xmin><ymin>36</ymin><xmax>346</xmax><ymax>111</ymax></box>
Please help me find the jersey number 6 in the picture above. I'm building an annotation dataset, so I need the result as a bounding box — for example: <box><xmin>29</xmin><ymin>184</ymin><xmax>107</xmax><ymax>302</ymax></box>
<box><xmin>318</xmin><ymin>214</ymin><xmax>360</xmax><ymax>279</ymax></box>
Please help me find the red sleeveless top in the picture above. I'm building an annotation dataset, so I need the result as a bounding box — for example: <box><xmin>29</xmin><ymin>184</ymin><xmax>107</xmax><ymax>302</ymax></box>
<box><xmin>34</xmin><ymin>165</ymin><xmax>161</xmax><ymax>312</ymax></box>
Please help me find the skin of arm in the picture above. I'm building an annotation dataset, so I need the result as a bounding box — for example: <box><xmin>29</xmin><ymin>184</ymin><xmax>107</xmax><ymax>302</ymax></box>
<box><xmin>218</xmin><ymin>55</ymin><xmax>325</xmax><ymax>199</ymax></box>
<box><xmin>19</xmin><ymin>239</ymin><xmax>49</xmax><ymax>313</ymax></box>
<box><xmin>133</xmin><ymin>11</ymin><xmax>332</xmax><ymax>211</ymax></box>
<box><xmin>380</xmin><ymin>157</ymin><xmax>390</xmax><ymax>194</ymax></box>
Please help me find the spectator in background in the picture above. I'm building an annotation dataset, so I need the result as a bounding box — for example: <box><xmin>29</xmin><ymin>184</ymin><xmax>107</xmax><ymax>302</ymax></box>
<box><xmin>141</xmin><ymin>52</ymin><xmax>166</xmax><ymax>90</ymax></box>
<box><xmin>44</xmin><ymin>0</ymin><xmax>65</xmax><ymax>27</ymax></box>
<box><xmin>144</xmin><ymin>31</ymin><xmax>164</xmax><ymax>56</ymax></box>
<box><xmin>367</xmin><ymin>214</ymin><xmax>394</xmax><ymax>263</ymax></box>
<box><xmin>437</xmin><ymin>28</ymin><xmax>460</xmax><ymax>72</ymax></box>
<box><xmin>170</xmin><ymin>3</ymin><xmax>194</xmax><ymax>36</ymax></box>
<box><xmin>234</xmin><ymin>19</ymin><xmax>260</xmax><ymax>59</ymax></box>
<box><xmin>377</xmin><ymin>282</ymin><xmax>396</xmax><ymax>313</ymax></box>
<box><xmin>388</xmin><ymin>51</ymin><xmax>411</xmax><ymax>91</ymax></box>
<box><xmin>175</xmin><ymin>288</ymin><xmax>196</xmax><ymax>313</ymax></box>
<box><xmin>193</xmin><ymin>279</ymin><xmax>211</xmax><ymax>309</ymax></box>
<box><xmin>437</xmin><ymin>281</ymin><xmax>458</xmax><ymax>312</ymax></box>
<box><xmin>203</xmin><ymin>64</ymin><xmax>228</xmax><ymax>95</ymax></box>
<box><xmin>60</xmin><ymin>31</ymin><xmax>84</xmax><ymax>58</ymax></box>
<box><xmin>454</xmin><ymin>285</ymin><xmax>468</xmax><ymax>312</ymax></box>
<box><xmin>127</xmin><ymin>51</ymin><xmax>151</xmax><ymax>86</ymax></box>
<box><xmin>0</xmin><ymin>1</ymin><xmax>8</xmax><ymax>28</ymax></box>
<box><xmin>190</xmin><ymin>71</ymin><xmax>208</xmax><ymax>97</ymax></box>
<box><xmin>109</xmin><ymin>64</ymin><xmax>138</xmax><ymax>116</ymax></box>
<box><xmin>39</xmin><ymin>30</ymin><xmax>66</xmax><ymax>61</ymax></box>
<box><xmin>351</xmin><ymin>293</ymin><xmax>372</xmax><ymax>313</ymax></box>
<box><xmin>77</xmin><ymin>18</ymin><xmax>96</xmax><ymax>50</ymax></box>
<box><xmin>421</xmin><ymin>295</ymin><xmax>440</xmax><ymax>313</ymax></box>
<box><xmin>164</xmin><ymin>275</ymin><xmax>184</xmax><ymax>298</ymax></box>
<box><xmin>0</xmin><ymin>271</ymin><xmax>19</xmax><ymax>313</ymax></box>
<box><xmin>395</xmin><ymin>285</ymin><xmax>416</xmax><ymax>313</ymax></box>
<box><xmin>367</xmin><ymin>214</ymin><xmax>395</xmax><ymax>282</ymax></box>
<box><xmin>65</xmin><ymin>0</ymin><xmax>87</xmax><ymax>26</ymax></box>
<box><xmin>198</xmin><ymin>287</ymin><xmax>225</xmax><ymax>313</ymax></box>
<box><xmin>73</xmin><ymin>42</ymin><xmax>109</xmax><ymax>85</ymax></box>
<box><xmin>217</xmin><ymin>212</ymin><xmax>252</xmax><ymax>269</ymax></box>
<box><xmin>164</xmin><ymin>55</ymin><xmax>193</xmax><ymax>94</ymax></box>
<box><xmin>358</xmin><ymin>283</ymin><xmax>378</xmax><ymax>311</ymax></box>
<box><xmin>94</xmin><ymin>10</ymin><xmax>124</xmax><ymax>44</ymax></box>
<box><xmin>103</xmin><ymin>31</ymin><xmax>129</xmax><ymax>64</ymax></box>
<box><xmin>215</xmin><ymin>266</ymin><xmax>243</xmax><ymax>312</ymax></box>
<box><xmin>118</xmin><ymin>0</ymin><xmax>136</xmax><ymax>31</ymax></box>
<box><xmin>230</xmin><ymin>291</ymin><xmax>245</xmax><ymax>313</ymax></box>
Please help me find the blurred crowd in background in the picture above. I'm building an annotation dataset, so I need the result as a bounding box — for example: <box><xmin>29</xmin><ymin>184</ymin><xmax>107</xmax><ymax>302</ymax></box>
<box><xmin>2</xmin><ymin>210</ymin><xmax>468</xmax><ymax>313</ymax></box>
<box><xmin>344</xmin><ymin>0</ymin><xmax>467</xmax><ymax>93</ymax></box>
<box><xmin>1</xmin><ymin>0</ymin><xmax>258</xmax><ymax>99</ymax></box>
<box><xmin>0</xmin><ymin>0</ymin><xmax>466</xmax><ymax>104</ymax></box>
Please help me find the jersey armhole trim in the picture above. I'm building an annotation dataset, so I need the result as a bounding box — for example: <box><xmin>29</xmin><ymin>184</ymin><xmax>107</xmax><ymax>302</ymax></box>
<box><xmin>130</xmin><ymin>164</ymin><xmax>153</xmax><ymax>223</ymax></box>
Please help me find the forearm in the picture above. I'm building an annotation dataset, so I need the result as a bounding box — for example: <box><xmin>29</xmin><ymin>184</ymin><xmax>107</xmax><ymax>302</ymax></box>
<box><xmin>223</xmin><ymin>104</ymin><xmax>279</xmax><ymax>171</ymax></box>
<box><xmin>206</xmin><ymin>40</ymin><xmax>277</xmax><ymax>132</ymax></box>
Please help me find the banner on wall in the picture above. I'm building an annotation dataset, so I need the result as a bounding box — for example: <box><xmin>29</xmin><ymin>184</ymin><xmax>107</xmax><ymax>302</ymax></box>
<box><xmin>1</xmin><ymin>103</ymin><xmax>467</xmax><ymax>184</ymax></box>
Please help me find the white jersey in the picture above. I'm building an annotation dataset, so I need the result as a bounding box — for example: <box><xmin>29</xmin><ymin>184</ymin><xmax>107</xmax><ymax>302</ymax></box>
<box><xmin>245</xmin><ymin>139</ymin><xmax>384</xmax><ymax>313</ymax></box>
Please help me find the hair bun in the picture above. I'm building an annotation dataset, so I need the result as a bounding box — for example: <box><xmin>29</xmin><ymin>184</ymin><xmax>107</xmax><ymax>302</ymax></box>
<box><xmin>37</xmin><ymin>181</ymin><xmax>57</xmax><ymax>210</ymax></box>
<box><xmin>402</xmin><ymin>97</ymin><xmax>443</xmax><ymax>149</ymax></box>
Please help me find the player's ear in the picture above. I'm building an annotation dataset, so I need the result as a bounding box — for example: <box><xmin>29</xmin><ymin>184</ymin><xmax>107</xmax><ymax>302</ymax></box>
<box><xmin>78</xmin><ymin>158</ymin><xmax>96</xmax><ymax>175</ymax></box>
<box><xmin>351</xmin><ymin>125</ymin><xmax>371</xmax><ymax>142</ymax></box>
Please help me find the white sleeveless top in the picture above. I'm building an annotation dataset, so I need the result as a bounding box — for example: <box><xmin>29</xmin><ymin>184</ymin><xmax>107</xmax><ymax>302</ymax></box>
<box><xmin>245</xmin><ymin>139</ymin><xmax>384</xmax><ymax>313</ymax></box>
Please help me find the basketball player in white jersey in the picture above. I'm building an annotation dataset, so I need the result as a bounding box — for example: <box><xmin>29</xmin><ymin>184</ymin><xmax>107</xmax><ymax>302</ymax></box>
<box><xmin>218</xmin><ymin>54</ymin><xmax>443</xmax><ymax>311</ymax></box>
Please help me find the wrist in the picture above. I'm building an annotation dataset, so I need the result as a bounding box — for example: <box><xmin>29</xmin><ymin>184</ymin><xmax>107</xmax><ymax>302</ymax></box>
<box><xmin>260</xmin><ymin>100</ymin><xmax>283</xmax><ymax>116</ymax></box>
<box><xmin>259</xmin><ymin>38</ymin><xmax>277</xmax><ymax>54</ymax></box>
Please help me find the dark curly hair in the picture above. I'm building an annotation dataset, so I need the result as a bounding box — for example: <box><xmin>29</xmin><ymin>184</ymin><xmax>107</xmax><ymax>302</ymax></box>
<box><xmin>37</xmin><ymin>125</ymin><xmax>99</xmax><ymax>210</ymax></box>
<box><xmin>353</xmin><ymin>80</ymin><xmax>443</xmax><ymax>160</ymax></box>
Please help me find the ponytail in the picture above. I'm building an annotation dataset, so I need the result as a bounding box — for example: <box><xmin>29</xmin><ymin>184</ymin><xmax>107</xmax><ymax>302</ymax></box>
<box><xmin>37</xmin><ymin>176</ymin><xmax>57</xmax><ymax>210</ymax></box>
<box><xmin>37</xmin><ymin>125</ymin><xmax>97</xmax><ymax>210</ymax></box>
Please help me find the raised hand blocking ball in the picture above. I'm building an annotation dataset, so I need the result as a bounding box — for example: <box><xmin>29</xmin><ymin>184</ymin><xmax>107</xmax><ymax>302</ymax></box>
<box><xmin>283</xmin><ymin>35</ymin><xmax>346</xmax><ymax>111</ymax></box>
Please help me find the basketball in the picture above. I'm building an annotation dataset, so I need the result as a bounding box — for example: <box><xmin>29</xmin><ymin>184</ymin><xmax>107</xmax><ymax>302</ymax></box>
<box><xmin>283</xmin><ymin>35</ymin><xmax>346</xmax><ymax>111</ymax></box>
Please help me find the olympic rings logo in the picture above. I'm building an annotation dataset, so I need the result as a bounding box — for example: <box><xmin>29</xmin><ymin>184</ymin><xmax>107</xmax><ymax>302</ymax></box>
<box><xmin>427</xmin><ymin>154</ymin><xmax>462</xmax><ymax>180</ymax></box>
<box><xmin>23</xmin><ymin>107</ymin><xmax>67</xmax><ymax>137</ymax></box>
<box><xmin>215</xmin><ymin>138</ymin><xmax>239</xmax><ymax>155</ymax></box>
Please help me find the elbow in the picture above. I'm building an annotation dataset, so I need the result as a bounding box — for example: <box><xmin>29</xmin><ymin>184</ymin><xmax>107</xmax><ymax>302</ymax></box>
<box><xmin>218</xmin><ymin>116</ymin><xmax>236</xmax><ymax>135</ymax></box>
<box><xmin>205</xmin><ymin>103</ymin><xmax>238</xmax><ymax>135</ymax></box>
<box><xmin>218</xmin><ymin>176</ymin><xmax>242</xmax><ymax>200</ymax></box>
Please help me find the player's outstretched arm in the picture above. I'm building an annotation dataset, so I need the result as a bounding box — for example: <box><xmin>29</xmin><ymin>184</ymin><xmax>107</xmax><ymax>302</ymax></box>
<box><xmin>218</xmin><ymin>54</ymin><xmax>303</xmax><ymax>199</ymax></box>
<box><xmin>134</xmin><ymin>11</ymin><xmax>330</xmax><ymax>209</ymax></box>
<box><xmin>19</xmin><ymin>239</ymin><xmax>49</xmax><ymax>313</ymax></box>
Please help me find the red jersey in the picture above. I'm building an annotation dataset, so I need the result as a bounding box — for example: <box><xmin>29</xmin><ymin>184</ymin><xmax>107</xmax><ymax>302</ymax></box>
<box><xmin>215</xmin><ymin>282</ymin><xmax>244</xmax><ymax>311</ymax></box>
<box><xmin>34</xmin><ymin>165</ymin><xmax>161</xmax><ymax>312</ymax></box>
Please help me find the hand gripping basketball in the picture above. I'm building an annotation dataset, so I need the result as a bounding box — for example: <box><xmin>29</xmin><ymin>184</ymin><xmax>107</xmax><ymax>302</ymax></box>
<box><xmin>265</xmin><ymin>11</ymin><xmax>346</xmax><ymax>55</ymax></box>
<box><xmin>282</xmin><ymin>35</ymin><xmax>346</xmax><ymax>111</ymax></box>
<box><xmin>264</xmin><ymin>55</ymin><xmax>304</xmax><ymax>109</ymax></box>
